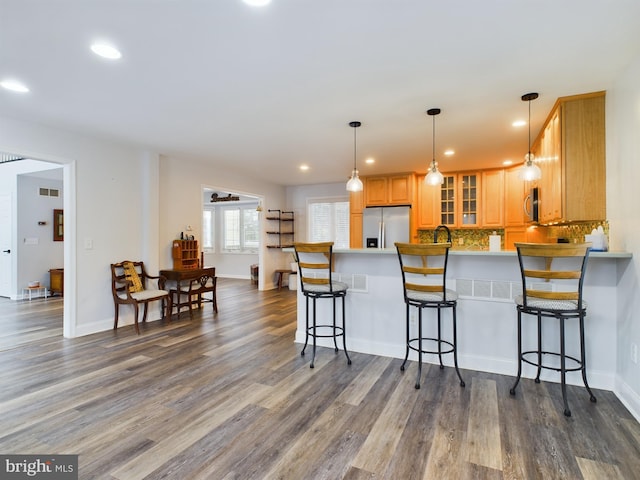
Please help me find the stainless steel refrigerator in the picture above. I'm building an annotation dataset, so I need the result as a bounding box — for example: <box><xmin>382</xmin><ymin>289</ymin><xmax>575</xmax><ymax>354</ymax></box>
<box><xmin>362</xmin><ymin>205</ymin><xmax>411</xmax><ymax>248</ymax></box>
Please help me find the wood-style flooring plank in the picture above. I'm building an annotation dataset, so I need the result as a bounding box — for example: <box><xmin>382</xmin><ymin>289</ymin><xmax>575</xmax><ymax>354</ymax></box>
<box><xmin>0</xmin><ymin>280</ymin><xmax>639</xmax><ymax>480</ymax></box>
<box><xmin>466</xmin><ymin>377</ymin><xmax>503</xmax><ymax>471</ymax></box>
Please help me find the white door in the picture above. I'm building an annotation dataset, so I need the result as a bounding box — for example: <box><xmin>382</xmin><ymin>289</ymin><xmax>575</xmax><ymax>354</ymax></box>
<box><xmin>0</xmin><ymin>193</ymin><xmax>12</xmax><ymax>297</ymax></box>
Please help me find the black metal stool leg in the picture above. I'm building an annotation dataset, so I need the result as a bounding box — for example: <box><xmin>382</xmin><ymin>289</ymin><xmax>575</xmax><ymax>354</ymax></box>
<box><xmin>332</xmin><ymin>296</ymin><xmax>339</xmax><ymax>352</ymax></box>
<box><xmin>310</xmin><ymin>297</ymin><xmax>317</xmax><ymax>368</ymax></box>
<box><xmin>401</xmin><ymin>304</ymin><xmax>410</xmax><ymax>371</ymax></box>
<box><xmin>452</xmin><ymin>305</ymin><xmax>465</xmax><ymax>387</ymax></box>
<box><xmin>301</xmin><ymin>295</ymin><xmax>310</xmax><ymax>357</ymax></box>
<box><xmin>341</xmin><ymin>295</ymin><xmax>351</xmax><ymax>365</ymax></box>
<box><xmin>579</xmin><ymin>313</ymin><xmax>597</xmax><ymax>403</ymax></box>
<box><xmin>560</xmin><ymin>314</ymin><xmax>571</xmax><ymax>417</ymax></box>
<box><xmin>510</xmin><ymin>309</ymin><xmax>523</xmax><ymax>395</ymax></box>
<box><xmin>535</xmin><ymin>312</ymin><xmax>542</xmax><ymax>383</ymax></box>
<box><xmin>437</xmin><ymin>307</ymin><xmax>444</xmax><ymax>369</ymax></box>
<box><xmin>415</xmin><ymin>307</ymin><xmax>422</xmax><ymax>389</ymax></box>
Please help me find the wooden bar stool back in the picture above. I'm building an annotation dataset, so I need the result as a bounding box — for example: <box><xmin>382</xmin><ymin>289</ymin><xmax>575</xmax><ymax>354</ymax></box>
<box><xmin>395</xmin><ymin>242</ymin><xmax>465</xmax><ymax>389</ymax></box>
<box><xmin>293</xmin><ymin>242</ymin><xmax>351</xmax><ymax>368</ymax></box>
<box><xmin>510</xmin><ymin>242</ymin><xmax>595</xmax><ymax>417</ymax></box>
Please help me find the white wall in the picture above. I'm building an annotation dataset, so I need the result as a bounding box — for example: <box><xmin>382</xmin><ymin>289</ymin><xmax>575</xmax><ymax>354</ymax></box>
<box><xmin>0</xmin><ymin>116</ymin><xmax>160</xmax><ymax>337</ymax></box>
<box><xmin>17</xmin><ymin>173</ymin><xmax>64</xmax><ymax>292</ymax></box>
<box><xmin>607</xmin><ymin>53</ymin><xmax>640</xmax><ymax>418</ymax></box>
<box><xmin>159</xmin><ymin>155</ymin><xmax>288</xmax><ymax>290</ymax></box>
<box><xmin>286</xmin><ymin>182</ymin><xmax>350</xmax><ymax>243</ymax></box>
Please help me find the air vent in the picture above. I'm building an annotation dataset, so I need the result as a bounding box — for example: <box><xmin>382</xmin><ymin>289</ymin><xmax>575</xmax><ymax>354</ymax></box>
<box><xmin>456</xmin><ymin>278</ymin><xmax>522</xmax><ymax>302</ymax></box>
<box><xmin>39</xmin><ymin>188</ymin><xmax>60</xmax><ymax>197</ymax></box>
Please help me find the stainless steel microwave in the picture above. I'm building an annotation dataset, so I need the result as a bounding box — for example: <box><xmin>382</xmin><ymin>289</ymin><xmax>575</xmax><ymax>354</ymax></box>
<box><xmin>524</xmin><ymin>187</ymin><xmax>539</xmax><ymax>223</ymax></box>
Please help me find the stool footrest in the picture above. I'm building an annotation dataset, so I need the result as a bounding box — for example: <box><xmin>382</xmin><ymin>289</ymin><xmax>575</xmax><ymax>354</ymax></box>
<box><xmin>306</xmin><ymin>325</ymin><xmax>345</xmax><ymax>338</ymax></box>
<box><xmin>407</xmin><ymin>337</ymin><xmax>454</xmax><ymax>356</ymax></box>
<box><xmin>521</xmin><ymin>350</ymin><xmax>584</xmax><ymax>373</ymax></box>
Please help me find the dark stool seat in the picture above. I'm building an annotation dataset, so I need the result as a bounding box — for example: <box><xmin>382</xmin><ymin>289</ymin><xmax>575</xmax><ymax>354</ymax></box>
<box><xmin>509</xmin><ymin>242</ymin><xmax>596</xmax><ymax>417</ymax></box>
<box><xmin>293</xmin><ymin>242</ymin><xmax>351</xmax><ymax>368</ymax></box>
<box><xmin>395</xmin><ymin>242</ymin><xmax>465</xmax><ymax>389</ymax></box>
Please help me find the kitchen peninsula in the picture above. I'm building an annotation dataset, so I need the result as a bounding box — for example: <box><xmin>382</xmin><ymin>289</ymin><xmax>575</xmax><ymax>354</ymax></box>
<box><xmin>292</xmin><ymin>248</ymin><xmax>631</xmax><ymax>391</ymax></box>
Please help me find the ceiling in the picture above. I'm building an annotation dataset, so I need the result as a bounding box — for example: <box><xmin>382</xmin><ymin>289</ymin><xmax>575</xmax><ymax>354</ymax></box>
<box><xmin>2</xmin><ymin>1</ymin><xmax>640</xmax><ymax>187</ymax></box>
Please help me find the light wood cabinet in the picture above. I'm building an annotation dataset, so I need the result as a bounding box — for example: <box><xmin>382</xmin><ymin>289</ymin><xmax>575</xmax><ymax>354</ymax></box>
<box><xmin>437</xmin><ymin>173</ymin><xmax>481</xmax><ymax>228</ymax></box>
<box><xmin>532</xmin><ymin>91</ymin><xmax>606</xmax><ymax>223</ymax></box>
<box><xmin>416</xmin><ymin>174</ymin><xmax>440</xmax><ymax>229</ymax></box>
<box><xmin>349</xmin><ymin>190</ymin><xmax>364</xmax><ymax>248</ymax></box>
<box><xmin>504</xmin><ymin>166</ymin><xmax>527</xmax><ymax>227</ymax></box>
<box><xmin>481</xmin><ymin>169</ymin><xmax>504</xmax><ymax>227</ymax></box>
<box><xmin>364</xmin><ymin>173</ymin><xmax>414</xmax><ymax>206</ymax></box>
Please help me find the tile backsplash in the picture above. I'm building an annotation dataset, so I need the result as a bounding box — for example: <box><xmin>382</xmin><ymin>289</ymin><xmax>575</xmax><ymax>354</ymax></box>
<box><xmin>417</xmin><ymin>221</ymin><xmax>609</xmax><ymax>250</ymax></box>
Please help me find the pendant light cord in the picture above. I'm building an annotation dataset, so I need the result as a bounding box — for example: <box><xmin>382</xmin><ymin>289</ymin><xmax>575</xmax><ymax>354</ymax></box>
<box><xmin>353</xmin><ymin>125</ymin><xmax>357</xmax><ymax>170</ymax></box>
<box><xmin>528</xmin><ymin>98</ymin><xmax>532</xmax><ymax>157</ymax></box>
<box><xmin>432</xmin><ymin>114</ymin><xmax>436</xmax><ymax>165</ymax></box>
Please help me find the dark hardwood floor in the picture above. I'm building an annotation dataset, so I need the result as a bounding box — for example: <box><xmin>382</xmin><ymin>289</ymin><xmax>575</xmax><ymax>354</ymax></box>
<box><xmin>1</xmin><ymin>279</ymin><xmax>639</xmax><ymax>479</ymax></box>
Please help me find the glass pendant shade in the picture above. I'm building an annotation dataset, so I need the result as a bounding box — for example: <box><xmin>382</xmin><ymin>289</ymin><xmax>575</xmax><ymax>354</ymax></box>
<box><xmin>425</xmin><ymin>161</ymin><xmax>444</xmax><ymax>185</ymax></box>
<box><xmin>518</xmin><ymin>152</ymin><xmax>542</xmax><ymax>181</ymax></box>
<box><xmin>346</xmin><ymin>169</ymin><xmax>363</xmax><ymax>192</ymax></box>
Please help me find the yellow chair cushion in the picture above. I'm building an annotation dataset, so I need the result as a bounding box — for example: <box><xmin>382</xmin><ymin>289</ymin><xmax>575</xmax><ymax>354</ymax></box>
<box><xmin>123</xmin><ymin>262</ymin><xmax>143</xmax><ymax>293</ymax></box>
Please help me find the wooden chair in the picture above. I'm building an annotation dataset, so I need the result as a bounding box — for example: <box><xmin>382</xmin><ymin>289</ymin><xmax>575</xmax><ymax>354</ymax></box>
<box><xmin>168</xmin><ymin>267</ymin><xmax>218</xmax><ymax>319</ymax></box>
<box><xmin>111</xmin><ymin>261</ymin><xmax>171</xmax><ymax>334</ymax></box>
<box><xmin>509</xmin><ymin>242</ymin><xmax>595</xmax><ymax>417</ymax></box>
<box><xmin>395</xmin><ymin>242</ymin><xmax>465</xmax><ymax>389</ymax></box>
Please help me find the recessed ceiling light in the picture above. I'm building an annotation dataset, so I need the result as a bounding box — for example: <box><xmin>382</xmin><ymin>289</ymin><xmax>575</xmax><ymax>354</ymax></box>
<box><xmin>444</xmin><ymin>149</ymin><xmax>455</xmax><ymax>156</ymax></box>
<box><xmin>243</xmin><ymin>0</ymin><xmax>271</xmax><ymax>6</ymax></box>
<box><xmin>299</xmin><ymin>165</ymin><xmax>309</xmax><ymax>171</ymax></box>
<box><xmin>503</xmin><ymin>160</ymin><xmax>514</xmax><ymax>166</ymax></box>
<box><xmin>365</xmin><ymin>158</ymin><xmax>375</xmax><ymax>164</ymax></box>
<box><xmin>91</xmin><ymin>43</ymin><xmax>122</xmax><ymax>60</ymax></box>
<box><xmin>0</xmin><ymin>79</ymin><xmax>29</xmax><ymax>93</ymax></box>
<box><xmin>512</xmin><ymin>120</ymin><xmax>526</xmax><ymax>127</ymax></box>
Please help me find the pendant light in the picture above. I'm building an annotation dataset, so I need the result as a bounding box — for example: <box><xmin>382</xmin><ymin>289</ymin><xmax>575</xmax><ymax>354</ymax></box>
<box><xmin>518</xmin><ymin>92</ymin><xmax>542</xmax><ymax>181</ymax></box>
<box><xmin>425</xmin><ymin>108</ymin><xmax>444</xmax><ymax>186</ymax></box>
<box><xmin>346</xmin><ymin>121</ymin><xmax>364</xmax><ymax>192</ymax></box>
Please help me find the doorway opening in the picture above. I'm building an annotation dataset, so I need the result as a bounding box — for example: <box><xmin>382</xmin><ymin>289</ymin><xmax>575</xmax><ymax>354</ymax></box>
<box><xmin>201</xmin><ymin>186</ymin><xmax>262</xmax><ymax>287</ymax></box>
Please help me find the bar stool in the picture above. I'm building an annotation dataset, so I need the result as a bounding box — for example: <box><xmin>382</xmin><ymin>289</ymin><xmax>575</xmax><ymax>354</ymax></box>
<box><xmin>509</xmin><ymin>242</ymin><xmax>596</xmax><ymax>417</ymax></box>
<box><xmin>395</xmin><ymin>242</ymin><xmax>465</xmax><ymax>389</ymax></box>
<box><xmin>293</xmin><ymin>242</ymin><xmax>351</xmax><ymax>368</ymax></box>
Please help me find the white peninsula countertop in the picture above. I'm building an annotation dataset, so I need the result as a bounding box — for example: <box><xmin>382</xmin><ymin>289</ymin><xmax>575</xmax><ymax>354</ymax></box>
<box><xmin>291</xmin><ymin>247</ymin><xmax>632</xmax><ymax>391</ymax></box>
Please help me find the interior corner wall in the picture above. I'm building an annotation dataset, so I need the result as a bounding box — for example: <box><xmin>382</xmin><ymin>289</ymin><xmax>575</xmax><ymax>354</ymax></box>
<box><xmin>0</xmin><ymin>115</ymin><xmax>157</xmax><ymax>336</ymax></box>
<box><xmin>158</xmin><ymin>155</ymin><xmax>288</xmax><ymax>290</ymax></box>
<box><xmin>607</xmin><ymin>52</ymin><xmax>640</xmax><ymax>417</ymax></box>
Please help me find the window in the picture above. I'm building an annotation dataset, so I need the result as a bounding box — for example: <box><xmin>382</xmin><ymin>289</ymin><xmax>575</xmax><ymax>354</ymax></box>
<box><xmin>202</xmin><ymin>207</ymin><xmax>215</xmax><ymax>251</ymax></box>
<box><xmin>223</xmin><ymin>206</ymin><xmax>259</xmax><ymax>252</ymax></box>
<box><xmin>308</xmin><ymin>198</ymin><xmax>350</xmax><ymax>249</ymax></box>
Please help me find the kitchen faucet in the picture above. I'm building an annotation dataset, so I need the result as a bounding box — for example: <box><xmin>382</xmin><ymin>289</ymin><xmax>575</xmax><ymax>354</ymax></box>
<box><xmin>433</xmin><ymin>224</ymin><xmax>451</xmax><ymax>243</ymax></box>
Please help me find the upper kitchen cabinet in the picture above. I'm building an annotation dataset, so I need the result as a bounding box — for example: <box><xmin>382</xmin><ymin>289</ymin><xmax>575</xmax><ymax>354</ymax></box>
<box><xmin>416</xmin><ymin>174</ymin><xmax>440</xmax><ymax>229</ymax></box>
<box><xmin>481</xmin><ymin>169</ymin><xmax>504</xmax><ymax>227</ymax></box>
<box><xmin>532</xmin><ymin>91</ymin><xmax>606</xmax><ymax>223</ymax></box>
<box><xmin>364</xmin><ymin>173</ymin><xmax>415</xmax><ymax>206</ymax></box>
<box><xmin>438</xmin><ymin>173</ymin><xmax>481</xmax><ymax>228</ymax></box>
<box><xmin>504</xmin><ymin>166</ymin><xmax>528</xmax><ymax>226</ymax></box>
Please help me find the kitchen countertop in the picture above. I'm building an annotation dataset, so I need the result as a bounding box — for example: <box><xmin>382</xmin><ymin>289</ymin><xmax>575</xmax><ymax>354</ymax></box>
<box><xmin>328</xmin><ymin>248</ymin><xmax>632</xmax><ymax>259</ymax></box>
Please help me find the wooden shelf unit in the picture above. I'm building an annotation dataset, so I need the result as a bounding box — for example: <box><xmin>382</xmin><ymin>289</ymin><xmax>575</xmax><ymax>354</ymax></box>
<box><xmin>172</xmin><ymin>239</ymin><xmax>200</xmax><ymax>269</ymax></box>
<box><xmin>266</xmin><ymin>209</ymin><xmax>294</xmax><ymax>248</ymax></box>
